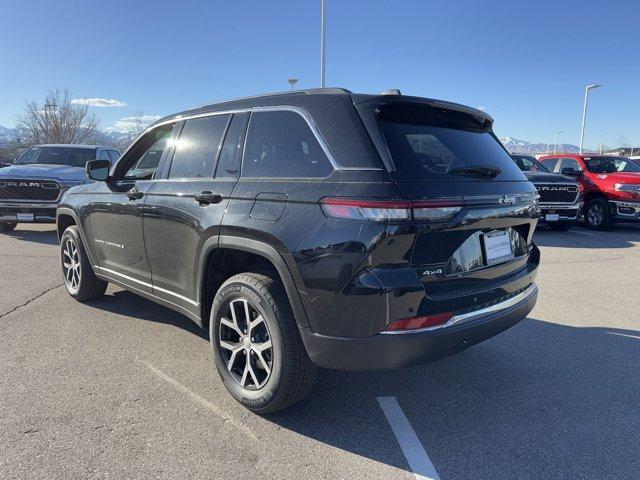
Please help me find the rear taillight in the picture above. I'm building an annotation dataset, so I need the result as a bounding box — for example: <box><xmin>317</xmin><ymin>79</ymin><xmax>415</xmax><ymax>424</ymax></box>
<box><xmin>320</xmin><ymin>198</ymin><xmax>464</xmax><ymax>222</ymax></box>
<box><xmin>385</xmin><ymin>312</ymin><xmax>453</xmax><ymax>332</ymax></box>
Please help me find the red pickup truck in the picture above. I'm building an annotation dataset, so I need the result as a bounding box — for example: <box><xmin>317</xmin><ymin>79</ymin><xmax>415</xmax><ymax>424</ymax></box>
<box><xmin>538</xmin><ymin>154</ymin><xmax>640</xmax><ymax>230</ymax></box>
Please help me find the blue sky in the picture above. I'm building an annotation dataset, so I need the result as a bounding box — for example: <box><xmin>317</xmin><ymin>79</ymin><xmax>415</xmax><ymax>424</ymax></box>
<box><xmin>1</xmin><ymin>0</ymin><xmax>638</xmax><ymax>148</ymax></box>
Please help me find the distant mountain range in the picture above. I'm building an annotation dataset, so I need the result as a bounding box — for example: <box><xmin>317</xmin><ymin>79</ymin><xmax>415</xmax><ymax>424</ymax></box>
<box><xmin>498</xmin><ymin>136</ymin><xmax>581</xmax><ymax>154</ymax></box>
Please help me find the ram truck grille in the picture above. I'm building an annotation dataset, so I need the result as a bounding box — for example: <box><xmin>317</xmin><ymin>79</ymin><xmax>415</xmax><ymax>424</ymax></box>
<box><xmin>0</xmin><ymin>179</ymin><xmax>61</xmax><ymax>202</ymax></box>
<box><xmin>535</xmin><ymin>184</ymin><xmax>578</xmax><ymax>204</ymax></box>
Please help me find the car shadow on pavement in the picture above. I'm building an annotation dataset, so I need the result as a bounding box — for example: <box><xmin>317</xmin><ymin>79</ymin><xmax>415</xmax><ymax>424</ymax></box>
<box><xmin>86</xmin><ymin>289</ymin><xmax>209</xmax><ymax>341</ymax></box>
<box><xmin>5</xmin><ymin>227</ymin><xmax>59</xmax><ymax>245</ymax></box>
<box><xmin>533</xmin><ymin>225</ymin><xmax>640</xmax><ymax>249</ymax></box>
<box><xmin>267</xmin><ymin>318</ymin><xmax>640</xmax><ymax>480</ymax></box>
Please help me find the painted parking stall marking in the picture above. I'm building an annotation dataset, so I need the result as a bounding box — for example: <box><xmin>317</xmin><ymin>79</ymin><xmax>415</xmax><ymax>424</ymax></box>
<box><xmin>377</xmin><ymin>396</ymin><xmax>440</xmax><ymax>480</ymax></box>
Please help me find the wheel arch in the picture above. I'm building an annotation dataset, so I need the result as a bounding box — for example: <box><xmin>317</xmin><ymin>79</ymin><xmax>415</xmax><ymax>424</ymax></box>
<box><xmin>197</xmin><ymin>235</ymin><xmax>311</xmax><ymax>330</ymax></box>
<box><xmin>56</xmin><ymin>207</ymin><xmax>98</xmax><ymax>267</ymax></box>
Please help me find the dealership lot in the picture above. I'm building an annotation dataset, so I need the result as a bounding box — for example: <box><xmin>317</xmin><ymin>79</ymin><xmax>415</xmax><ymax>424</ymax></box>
<box><xmin>1</xmin><ymin>224</ymin><xmax>639</xmax><ymax>480</ymax></box>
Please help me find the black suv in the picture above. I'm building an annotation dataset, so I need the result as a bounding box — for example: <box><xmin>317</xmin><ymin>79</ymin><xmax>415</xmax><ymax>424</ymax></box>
<box><xmin>57</xmin><ymin>88</ymin><xmax>540</xmax><ymax>413</ymax></box>
<box><xmin>511</xmin><ymin>154</ymin><xmax>583</xmax><ymax>231</ymax></box>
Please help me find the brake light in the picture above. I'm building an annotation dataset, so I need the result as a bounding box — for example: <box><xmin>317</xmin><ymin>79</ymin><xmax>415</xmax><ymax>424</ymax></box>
<box><xmin>385</xmin><ymin>312</ymin><xmax>454</xmax><ymax>331</ymax></box>
<box><xmin>320</xmin><ymin>198</ymin><xmax>464</xmax><ymax>222</ymax></box>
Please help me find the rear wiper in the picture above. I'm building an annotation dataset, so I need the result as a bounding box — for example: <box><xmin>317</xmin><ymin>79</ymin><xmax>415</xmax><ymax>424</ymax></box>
<box><xmin>448</xmin><ymin>165</ymin><xmax>501</xmax><ymax>179</ymax></box>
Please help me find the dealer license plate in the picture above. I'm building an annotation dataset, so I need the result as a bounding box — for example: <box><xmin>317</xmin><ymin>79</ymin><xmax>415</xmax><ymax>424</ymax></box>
<box><xmin>545</xmin><ymin>214</ymin><xmax>560</xmax><ymax>222</ymax></box>
<box><xmin>16</xmin><ymin>213</ymin><xmax>34</xmax><ymax>222</ymax></box>
<box><xmin>483</xmin><ymin>230</ymin><xmax>514</xmax><ymax>266</ymax></box>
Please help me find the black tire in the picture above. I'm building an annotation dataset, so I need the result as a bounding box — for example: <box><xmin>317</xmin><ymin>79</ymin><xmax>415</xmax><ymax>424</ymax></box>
<box><xmin>548</xmin><ymin>221</ymin><xmax>573</xmax><ymax>231</ymax></box>
<box><xmin>585</xmin><ymin>198</ymin><xmax>613</xmax><ymax>230</ymax></box>
<box><xmin>0</xmin><ymin>222</ymin><xmax>17</xmax><ymax>232</ymax></box>
<box><xmin>60</xmin><ymin>226</ymin><xmax>108</xmax><ymax>301</ymax></box>
<box><xmin>210</xmin><ymin>272</ymin><xmax>316</xmax><ymax>414</ymax></box>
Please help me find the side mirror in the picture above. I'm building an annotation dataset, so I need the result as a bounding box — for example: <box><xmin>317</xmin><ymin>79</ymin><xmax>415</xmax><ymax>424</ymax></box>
<box><xmin>561</xmin><ymin>167</ymin><xmax>583</xmax><ymax>177</ymax></box>
<box><xmin>86</xmin><ymin>159</ymin><xmax>111</xmax><ymax>181</ymax></box>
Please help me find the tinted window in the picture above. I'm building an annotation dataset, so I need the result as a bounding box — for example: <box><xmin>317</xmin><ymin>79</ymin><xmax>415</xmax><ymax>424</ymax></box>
<box><xmin>15</xmin><ymin>146</ymin><xmax>97</xmax><ymax>167</ymax></box>
<box><xmin>121</xmin><ymin>123</ymin><xmax>175</xmax><ymax>181</ymax></box>
<box><xmin>541</xmin><ymin>158</ymin><xmax>560</xmax><ymax>173</ymax></box>
<box><xmin>243</xmin><ymin>111</ymin><xmax>332</xmax><ymax>178</ymax></box>
<box><xmin>378</xmin><ymin>107</ymin><xmax>525</xmax><ymax>181</ymax></box>
<box><xmin>108</xmin><ymin>150</ymin><xmax>120</xmax><ymax>162</ymax></box>
<box><xmin>559</xmin><ymin>158</ymin><xmax>582</xmax><ymax>173</ymax></box>
<box><xmin>512</xmin><ymin>155</ymin><xmax>548</xmax><ymax>172</ymax></box>
<box><xmin>215</xmin><ymin>113</ymin><xmax>248</xmax><ymax>179</ymax></box>
<box><xmin>583</xmin><ymin>156</ymin><xmax>640</xmax><ymax>173</ymax></box>
<box><xmin>169</xmin><ymin>115</ymin><xmax>230</xmax><ymax>179</ymax></box>
<box><xmin>99</xmin><ymin>150</ymin><xmax>110</xmax><ymax>161</ymax></box>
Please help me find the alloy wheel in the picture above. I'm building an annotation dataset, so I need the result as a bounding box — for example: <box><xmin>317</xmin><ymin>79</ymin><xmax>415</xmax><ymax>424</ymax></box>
<box><xmin>588</xmin><ymin>203</ymin><xmax>604</xmax><ymax>226</ymax></box>
<box><xmin>62</xmin><ymin>238</ymin><xmax>81</xmax><ymax>292</ymax></box>
<box><xmin>218</xmin><ymin>298</ymin><xmax>273</xmax><ymax>390</ymax></box>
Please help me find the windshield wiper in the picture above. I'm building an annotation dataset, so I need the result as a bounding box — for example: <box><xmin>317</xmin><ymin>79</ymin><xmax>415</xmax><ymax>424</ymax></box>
<box><xmin>448</xmin><ymin>165</ymin><xmax>501</xmax><ymax>179</ymax></box>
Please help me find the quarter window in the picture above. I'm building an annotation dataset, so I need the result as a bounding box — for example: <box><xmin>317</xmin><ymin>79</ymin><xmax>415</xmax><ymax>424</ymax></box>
<box><xmin>169</xmin><ymin>115</ymin><xmax>230</xmax><ymax>179</ymax></box>
<box><xmin>242</xmin><ymin>110</ymin><xmax>332</xmax><ymax>178</ymax></box>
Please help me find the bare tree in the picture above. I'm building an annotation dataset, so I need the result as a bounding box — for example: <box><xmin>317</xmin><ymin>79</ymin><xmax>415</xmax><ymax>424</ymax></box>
<box><xmin>16</xmin><ymin>88</ymin><xmax>100</xmax><ymax>145</ymax></box>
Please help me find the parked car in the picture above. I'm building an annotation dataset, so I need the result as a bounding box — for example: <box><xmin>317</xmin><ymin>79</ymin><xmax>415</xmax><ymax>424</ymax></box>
<box><xmin>0</xmin><ymin>144</ymin><xmax>120</xmax><ymax>231</ymax></box>
<box><xmin>538</xmin><ymin>154</ymin><xmax>640</xmax><ymax>229</ymax></box>
<box><xmin>511</xmin><ymin>154</ymin><xmax>583</xmax><ymax>231</ymax></box>
<box><xmin>57</xmin><ymin>88</ymin><xmax>540</xmax><ymax>413</ymax></box>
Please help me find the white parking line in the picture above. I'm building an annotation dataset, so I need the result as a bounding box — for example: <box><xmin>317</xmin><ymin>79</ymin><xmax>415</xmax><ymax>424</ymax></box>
<box><xmin>377</xmin><ymin>396</ymin><xmax>440</xmax><ymax>480</ymax></box>
<box><xmin>568</xmin><ymin>230</ymin><xmax>596</xmax><ymax>236</ymax></box>
<box><xmin>138</xmin><ymin>358</ymin><xmax>258</xmax><ymax>441</ymax></box>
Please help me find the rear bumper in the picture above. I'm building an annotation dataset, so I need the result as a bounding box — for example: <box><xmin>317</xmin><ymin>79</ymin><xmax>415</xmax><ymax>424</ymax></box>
<box><xmin>300</xmin><ymin>283</ymin><xmax>538</xmax><ymax>371</ymax></box>
<box><xmin>0</xmin><ymin>202</ymin><xmax>58</xmax><ymax>223</ymax></box>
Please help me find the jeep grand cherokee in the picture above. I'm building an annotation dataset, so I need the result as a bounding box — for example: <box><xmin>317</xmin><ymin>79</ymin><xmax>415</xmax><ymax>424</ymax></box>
<box><xmin>56</xmin><ymin>88</ymin><xmax>540</xmax><ymax>413</ymax></box>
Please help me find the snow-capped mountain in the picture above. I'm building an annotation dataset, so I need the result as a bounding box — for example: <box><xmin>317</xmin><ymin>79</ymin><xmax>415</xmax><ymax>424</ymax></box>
<box><xmin>498</xmin><ymin>136</ymin><xmax>581</xmax><ymax>154</ymax></box>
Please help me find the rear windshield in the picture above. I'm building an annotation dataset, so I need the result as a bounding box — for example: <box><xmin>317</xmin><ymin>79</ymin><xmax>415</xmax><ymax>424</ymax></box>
<box><xmin>583</xmin><ymin>156</ymin><xmax>640</xmax><ymax>173</ymax></box>
<box><xmin>378</xmin><ymin>106</ymin><xmax>526</xmax><ymax>181</ymax></box>
<box><xmin>16</xmin><ymin>146</ymin><xmax>97</xmax><ymax>167</ymax></box>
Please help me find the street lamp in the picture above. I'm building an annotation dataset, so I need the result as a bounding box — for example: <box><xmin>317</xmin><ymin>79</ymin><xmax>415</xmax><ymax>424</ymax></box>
<box><xmin>553</xmin><ymin>130</ymin><xmax>563</xmax><ymax>154</ymax></box>
<box><xmin>579</xmin><ymin>84</ymin><xmax>602</xmax><ymax>154</ymax></box>
<box><xmin>44</xmin><ymin>103</ymin><xmax>58</xmax><ymax>143</ymax></box>
<box><xmin>288</xmin><ymin>78</ymin><xmax>298</xmax><ymax>91</ymax></box>
<box><xmin>320</xmin><ymin>0</ymin><xmax>326</xmax><ymax>87</ymax></box>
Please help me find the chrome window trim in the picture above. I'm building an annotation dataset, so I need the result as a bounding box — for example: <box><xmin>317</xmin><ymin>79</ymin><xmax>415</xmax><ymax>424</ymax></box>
<box><xmin>117</xmin><ymin>105</ymin><xmax>383</xmax><ymax>173</ymax></box>
<box><xmin>381</xmin><ymin>283</ymin><xmax>537</xmax><ymax>335</ymax></box>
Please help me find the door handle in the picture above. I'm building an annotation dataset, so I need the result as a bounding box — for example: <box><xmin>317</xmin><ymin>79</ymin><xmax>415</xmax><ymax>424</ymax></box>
<box><xmin>194</xmin><ymin>191</ymin><xmax>223</xmax><ymax>205</ymax></box>
<box><xmin>126</xmin><ymin>187</ymin><xmax>144</xmax><ymax>200</ymax></box>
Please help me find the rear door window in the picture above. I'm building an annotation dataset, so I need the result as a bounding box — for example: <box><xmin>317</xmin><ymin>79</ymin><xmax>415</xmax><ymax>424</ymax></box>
<box><xmin>541</xmin><ymin>158</ymin><xmax>560</xmax><ymax>173</ymax></box>
<box><xmin>168</xmin><ymin>114</ymin><xmax>230</xmax><ymax>179</ymax></box>
<box><xmin>377</xmin><ymin>105</ymin><xmax>525</xmax><ymax>181</ymax></box>
<box><xmin>99</xmin><ymin>150</ymin><xmax>110</xmax><ymax>161</ymax></box>
<box><xmin>559</xmin><ymin>158</ymin><xmax>582</xmax><ymax>173</ymax></box>
<box><xmin>242</xmin><ymin>110</ymin><xmax>333</xmax><ymax>178</ymax></box>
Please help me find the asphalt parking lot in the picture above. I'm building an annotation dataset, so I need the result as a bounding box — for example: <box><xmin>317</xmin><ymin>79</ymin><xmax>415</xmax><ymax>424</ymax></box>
<box><xmin>1</xmin><ymin>223</ymin><xmax>639</xmax><ymax>480</ymax></box>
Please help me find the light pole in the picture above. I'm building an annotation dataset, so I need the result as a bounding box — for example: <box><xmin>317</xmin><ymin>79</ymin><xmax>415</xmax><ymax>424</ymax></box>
<box><xmin>44</xmin><ymin>103</ymin><xmax>58</xmax><ymax>143</ymax></box>
<box><xmin>553</xmin><ymin>130</ymin><xmax>563</xmax><ymax>154</ymax></box>
<box><xmin>320</xmin><ymin>0</ymin><xmax>326</xmax><ymax>88</ymax></box>
<box><xmin>599</xmin><ymin>130</ymin><xmax>606</xmax><ymax>154</ymax></box>
<box><xmin>288</xmin><ymin>78</ymin><xmax>298</xmax><ymax>91</ymax></box>
<box><xmin>579</xmin><ymin>84</ymin><xmax>602</xmax><ymax>154</ymax></box>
